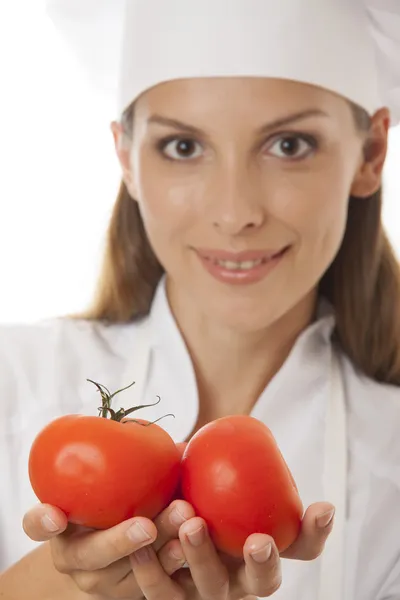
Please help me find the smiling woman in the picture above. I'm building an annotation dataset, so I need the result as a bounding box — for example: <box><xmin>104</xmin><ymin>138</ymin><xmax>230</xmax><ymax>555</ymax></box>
<box><xmin>88</xmin><ymin>79</ymin><xmax>400</xmax><ymax>388</ymax></box>
<box><xmin>1</xmin><ymin>1</ymin><xmax>400</xmax><ymax>600</ymax></box>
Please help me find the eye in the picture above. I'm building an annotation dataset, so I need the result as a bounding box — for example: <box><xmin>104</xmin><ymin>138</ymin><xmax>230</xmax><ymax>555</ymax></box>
<box><xmin>266</xmin><ymin>135</ymin><xmax>316</xmax><ymax>160</ymax></box>
<box><xmin>160</xmin><ymin>137</ymin><xmax>204</xmax><ymax>161</ymax></box>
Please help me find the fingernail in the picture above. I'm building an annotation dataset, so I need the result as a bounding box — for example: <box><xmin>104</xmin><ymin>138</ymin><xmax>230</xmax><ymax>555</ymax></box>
<box><xmin>127</xmin><ymin>521</ymin><xmax>153</xmax><ymax>544</ymax></box>
<box><xmin>186</xmin><ymin>525</ymin><xmax>205</xmax><ymax>547</ymax></box>
<box><xmin>250</xmin><ymin>543</ymin><xmax>272</xmax><ymax>563</ymax></box>
<box><xmin>170</xmin><ymin>545</ymin><xmax>185</xmax><ymax>562</ymax></box>
<box><xmin>131</xmin><ymin>546</ymin><xmax>152</xmax><ymax>565</ymax></box>
<box><xmin>316</xmin><ymin>508</ymin><xmax>335</xmax><ymax>529</ymax></box>
<box><xmin>170</xmin><ymin>506</ymin><xmax>188</xmax><ymax>527</ymax></box>
<box><xmin>41</xmin><ymin>515</ymin><xmax>60</xmax><ymax>533</ymax></box>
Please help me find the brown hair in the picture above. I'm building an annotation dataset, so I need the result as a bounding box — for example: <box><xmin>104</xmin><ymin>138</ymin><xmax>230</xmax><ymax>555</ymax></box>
<box><xmin>83</xmin><ymin>103</ymin><xmax>400</xmax><ymax>386</ymax></box>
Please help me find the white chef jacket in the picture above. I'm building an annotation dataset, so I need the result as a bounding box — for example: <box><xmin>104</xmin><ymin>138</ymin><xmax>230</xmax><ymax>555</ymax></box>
<box><xmin>1</xmin><ymin>277</ymin><xmax>399</xmax><ymax>599</ymax></box>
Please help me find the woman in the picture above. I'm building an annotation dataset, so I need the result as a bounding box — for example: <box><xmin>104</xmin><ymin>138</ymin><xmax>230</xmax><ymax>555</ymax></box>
<box><xmin>1</xmin><ymin>0</ymin><xmax>400</xmax><ymax>598</ymax></box>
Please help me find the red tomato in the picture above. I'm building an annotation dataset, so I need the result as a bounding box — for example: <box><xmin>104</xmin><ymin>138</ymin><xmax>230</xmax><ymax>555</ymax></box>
<box><xmin>170</xmin><ymin>442</ymin><xmax>188</xmax><ymax>501</ymax></box>
<box><xmin>181</xmin><ymin>415</ymin><xmax>303</xmax><ymax>557</ymax></box>
<box><xmin>29</xmin><ymin>382</ymin><xmax>181</xmax><ymax>529</ymax></box>
<box><xmin>176</xmin><ymin>441</ymin><xmax>187</xmax><ymax>459</ymax></box>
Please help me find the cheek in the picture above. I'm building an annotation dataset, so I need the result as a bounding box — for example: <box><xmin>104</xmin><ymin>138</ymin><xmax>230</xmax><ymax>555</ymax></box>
<box><xmin>134</xmin><ymin>157</ymin><xmax>209</xmax><ymax>253</ymax></box>
<box><xmin>268</xmin><ymin>163</ymin><xmax>351</xmax><ymax>256</ymax></box>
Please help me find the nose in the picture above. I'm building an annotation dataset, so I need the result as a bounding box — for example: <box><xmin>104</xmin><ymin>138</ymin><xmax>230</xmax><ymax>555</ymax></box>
<box><xmin>209</xmin><ymin>161</ymin><xmax>266</xmax><ymax>236</ymax></box>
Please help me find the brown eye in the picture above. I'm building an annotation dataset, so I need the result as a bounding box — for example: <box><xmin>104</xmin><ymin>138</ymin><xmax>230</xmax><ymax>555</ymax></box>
<box><xmin>266</xmin><ymin>135</ymin><xmax>315</xmax><ymax>159</ymax></box>
<box><xmin>162</xmin><ymin>138</ymin><xmax>203</xmax><ymax>160</ymax></box>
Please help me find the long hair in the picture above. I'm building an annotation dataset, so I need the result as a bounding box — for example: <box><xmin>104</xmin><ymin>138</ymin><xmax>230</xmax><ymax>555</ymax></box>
<box><xmin>83</xmin><ymin>104</ymin><xmax>400</xmax><ymax>386</ymax></box>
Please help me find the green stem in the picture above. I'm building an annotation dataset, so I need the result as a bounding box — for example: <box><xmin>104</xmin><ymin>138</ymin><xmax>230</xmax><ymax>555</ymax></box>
<box><xmin>121</xmin><ymin>414</ymin><xmax>176</xmax><ymax>426</ymax></box>
<box><xmin>88</xmin><ymin>380</ymin><xmax>172</xmax><ymax>423</ymax></box>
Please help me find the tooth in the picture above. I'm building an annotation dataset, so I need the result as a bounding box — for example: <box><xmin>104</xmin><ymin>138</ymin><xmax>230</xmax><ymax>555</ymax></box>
<box><xmin>240</xmin><ymin>260</ymin><xmax>260</xmax><ymax>269</ymax></box>
<box><xmin>207</xmin><ymin>257</ymin><xmax>270</xmax><ymax>270</ymax></box>
<box><xmin>215</xmin><ymin>259</ymin><xmax>261</xmax><ymax>270</ymax></box>
<box><xmin>220</xmin><ymin>260</ymin><xmax>239</xmax><ymax>270</ymax></box>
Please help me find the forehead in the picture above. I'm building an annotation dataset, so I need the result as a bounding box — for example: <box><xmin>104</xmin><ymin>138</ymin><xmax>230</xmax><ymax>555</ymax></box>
<box><xmin>134</xmin><ymin>77</ymin><xmax>348</xmax><ymax>121</ymax></box>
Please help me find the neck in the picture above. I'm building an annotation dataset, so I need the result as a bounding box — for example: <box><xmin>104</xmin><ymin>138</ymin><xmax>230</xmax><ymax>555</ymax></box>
<box><xmin>166</xmin><ymin>281</ymin><xmax>317</xmax><ymax>418</ymax></box>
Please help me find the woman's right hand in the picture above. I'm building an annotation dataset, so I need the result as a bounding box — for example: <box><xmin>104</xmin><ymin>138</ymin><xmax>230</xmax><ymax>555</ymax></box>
<box><xmin>23</xmin><ymin>500</ymin><xmax>195</xmax><ymax>599</ymax></box>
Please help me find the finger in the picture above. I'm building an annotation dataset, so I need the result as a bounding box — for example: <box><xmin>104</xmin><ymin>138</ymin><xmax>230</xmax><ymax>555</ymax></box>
<box><xmin>52</xmin><ymin>516</ymin><xmax>157</xmax><ymax>573</ymax></box>
<box><xmin>236</xmin><ymin>534</ymin><xmax>282</xmax><ymax>598</ymax></box>
<box><xmin>172</xmin><ymin>568</ymin><xmax>197</xmax><ymax>594</ymax></box>
<box><xmin>22</xmin><ymin>504</ymin><xmax>68</xmax><ymax>542</ymax></box>
<box><xmin>70</xmin><ymin>558</ymin><xmax>133</xmax><ymax>598</ymax></box>
<box><xmin>153</xmin><ymin>500</ymin><xmax>195</xmax><ymax>551</ymax></box>
<box><xmin>130</xmin><ymin>545</ymin><xmax>184</xmax><ymax>600</ymax></box>
<box><xmin>71</xmin><ymin>540</ymin><xmax>186</xmax><ymax>599</ymax></box>
<box><xmin>159</xmin><ymin>539</ymin><xmax>188</xmax><ymax>575</ymax></box>
<box><xmin>73</xmin><ymin>557</ymin><xmax>131</xmax><ymax>586</ymax></box>
<box><xmin>281</xmin><ymin>502</ymin><xmax>335</xmax><ymax>561</ymax></box>
<box><xmin>179</xmin><ymin>517</ymin><xmax>229</xmax><ymax>600</ymax></box>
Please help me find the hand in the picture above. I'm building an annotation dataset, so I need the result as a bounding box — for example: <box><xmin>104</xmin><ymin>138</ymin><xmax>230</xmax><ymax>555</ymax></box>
<box><xmin>23</xmin><ymin>499</ymin><xmax>195</xmax><ymax>598</ymax></box>
<box><xmin>130</xmin><ymin>501</ymin><xmax>335</xmax><ymax>599</ymax></box>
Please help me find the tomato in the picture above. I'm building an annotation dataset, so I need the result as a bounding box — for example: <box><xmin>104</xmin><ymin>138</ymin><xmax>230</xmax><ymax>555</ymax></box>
<box><xmin>29</xmin><ymin>381</ymin><xmax>181</xmax><ymax>529</ymax></box>
<box><xmin>176</xmin><ymin>441</ymin><xmax>187</xmax><ymax>459</ymax></box>
<box><xmin>181</xmin><ymin>415</ymin><xmax>303</xmax><ymax>557</ymax></box>
<box><xmin>170</xmin><ymin>442</ymin><xmax>188</xmax><ymax>501</ymax></box>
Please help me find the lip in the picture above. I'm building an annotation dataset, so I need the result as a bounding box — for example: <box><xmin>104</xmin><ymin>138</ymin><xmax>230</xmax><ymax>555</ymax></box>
<box><xmin>196</xmin><ymin>248</ymin><xmax>284</xmax><ymax>262</ymax></box>
<box><xmin>195</xmin><ymin>246</ymin><xmax>290</xmax><ymax>286</ymax></box>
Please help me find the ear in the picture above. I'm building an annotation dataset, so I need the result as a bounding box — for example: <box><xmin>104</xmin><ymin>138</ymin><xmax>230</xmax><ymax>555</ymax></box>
<box><xmin>350</xmin><ymin>108</ymin><xmax>390</xmax><ymax>198</ymax></box>
<box><xmin>110</xmin><ymin>121</ymin><xmax>138</xmax><ymax>198</ymax></box>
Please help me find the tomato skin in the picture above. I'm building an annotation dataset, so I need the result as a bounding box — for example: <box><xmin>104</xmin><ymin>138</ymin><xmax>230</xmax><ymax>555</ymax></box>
<box><xmin>29</xmin><ymin>415</ymin><xmax>181</xmax><ymax>529</ymax></box>
<box><xmin>170</xmin><ymin>442</ymin><xmax>188</xmax><ymax>501</ymax></box>
<box><xmin>176</xmin><ymin>441</ymin><xmax>187</xmax><ymax>459</ymax></box>
<box><xmin>181</xmin><ymin>415</ymin><xmax>303</xmax><ymax>557</ymax></box>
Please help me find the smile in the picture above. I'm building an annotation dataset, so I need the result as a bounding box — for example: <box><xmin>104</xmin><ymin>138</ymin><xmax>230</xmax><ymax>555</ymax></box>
<box><xmin>195</xmin><ymin>247</ymin><xmax>290</xmax><ymax>285</ymax></box>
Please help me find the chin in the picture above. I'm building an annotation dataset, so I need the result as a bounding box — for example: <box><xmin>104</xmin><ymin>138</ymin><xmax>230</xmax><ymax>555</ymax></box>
<box><xmin>201</xmin><ymin>284</ymin><xmax>316</xmax><ymax>335</ymax></box>
<box><xmin>206</xmin><ymin>296</ymin><xmax>286</xmax><ymax>333</ymax></box>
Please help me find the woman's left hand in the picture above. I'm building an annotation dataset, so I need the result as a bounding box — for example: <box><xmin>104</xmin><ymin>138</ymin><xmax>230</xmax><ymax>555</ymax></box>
<box><xmin>130</xmin><ymin>501</ymin><xmax>335</xmax><ymax>599</ymax></box>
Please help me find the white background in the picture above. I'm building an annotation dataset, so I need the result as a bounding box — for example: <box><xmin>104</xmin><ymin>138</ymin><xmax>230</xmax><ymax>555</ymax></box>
<box><xmin>0</xmin><ymin>1</ymin><xmax>399</xmax><ymax>323</ymax></box>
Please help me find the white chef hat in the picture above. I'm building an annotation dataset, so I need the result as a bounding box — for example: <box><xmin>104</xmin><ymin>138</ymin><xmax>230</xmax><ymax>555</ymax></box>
<box><xmin>46</xmin><ymin>0</ymin><xmax>400</xmax><ymax>126</ymax></box>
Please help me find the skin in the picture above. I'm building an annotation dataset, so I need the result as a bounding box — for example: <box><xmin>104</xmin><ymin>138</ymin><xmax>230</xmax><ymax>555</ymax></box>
<box><xmin>13</xmin><ymin>78</ymin><xmax>389</xmax><ymax>600</ymax></box>
<box><xmin>119</xmin><ymin>77</ymin><xmax>389</xmax><ymax>418</ymax></box>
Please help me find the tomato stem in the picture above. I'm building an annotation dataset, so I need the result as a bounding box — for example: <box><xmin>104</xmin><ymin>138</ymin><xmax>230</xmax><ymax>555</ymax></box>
<box><xmin>87</xmin><ymin>380</ymin><xmax>174</xmax><ymax>424</ymax></box>
<box><xmin>122</xmin><ymin>414</ymin><xmax>176</xmax><ymax>426</ymax></box>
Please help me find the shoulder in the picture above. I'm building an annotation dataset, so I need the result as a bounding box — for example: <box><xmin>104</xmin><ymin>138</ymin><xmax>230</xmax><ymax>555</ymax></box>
<box><xmin>340</xmin><ymin>352</ymin><xmax>400</xmax><ymax>428</ymax></box>
<box><xmin>340</xmin><ymin>352</ymin><xmax>400</xmax><ymax>478</ymax></box>
<box><xmin>0</xmin><ymin>316</ymin><xmax>146</xmax><ymax>427</ymax></box>
<box><xmin>339</xmin><ymin>354</ymin><xmax>400</xmax><ymax>598</ymax></box>
<box><xmin>341</xmin><ymin>351</ymin><xmax>400</xmax><ymax>415</ymax></box>
<box><xmin>0</xmin><ymin>317</ymin><xmax>127</xmax><ymax>379</ymax></box>
<box><xmin>0</xmin><ymin>313</ymin><xmax>149</xmax><ymax>361</ymax></box>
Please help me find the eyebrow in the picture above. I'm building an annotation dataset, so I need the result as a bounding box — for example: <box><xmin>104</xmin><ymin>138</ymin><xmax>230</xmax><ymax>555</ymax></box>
<box><xmin>147</xmin><ymin>109</ymin><xmax>329</xmax><ymax>137</ymax></box>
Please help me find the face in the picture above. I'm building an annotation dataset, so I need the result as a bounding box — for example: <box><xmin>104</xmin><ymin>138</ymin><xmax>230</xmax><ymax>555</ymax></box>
<box><xmin>114</xmin><ymin>78</ymin><xmax>386</xmax><ymax>332</ymax></box>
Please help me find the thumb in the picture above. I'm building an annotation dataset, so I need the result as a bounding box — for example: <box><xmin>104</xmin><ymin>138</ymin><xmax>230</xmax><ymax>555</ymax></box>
<box><xmin>281</xmin><ymin>502</ymin><xmax>335</xmax><ymax>561</ymax></box>
<box><xmin>23</xmin><ymin>504</ymin><xmax>68</xmax><ymax>542</ymax></box>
